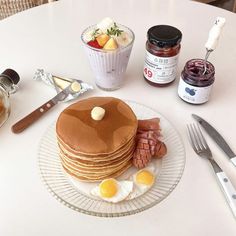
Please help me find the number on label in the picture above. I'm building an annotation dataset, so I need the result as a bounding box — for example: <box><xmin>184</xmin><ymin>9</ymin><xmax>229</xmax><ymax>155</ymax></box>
<box><xmin>144</xmin><ymin>68</ymin><xmax>153</xmax><ymax>78</ymax></box>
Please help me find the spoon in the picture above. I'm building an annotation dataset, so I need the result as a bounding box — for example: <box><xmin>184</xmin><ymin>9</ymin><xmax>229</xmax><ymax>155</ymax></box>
<box><xmin>203</xmin><ymin>17</ymin><xmax>226</xmax><ymax>75</ymax></box>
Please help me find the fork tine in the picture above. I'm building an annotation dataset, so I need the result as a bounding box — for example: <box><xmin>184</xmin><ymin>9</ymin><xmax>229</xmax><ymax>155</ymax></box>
<box><xmin>192</xmin><ymin>123</ymin><xmax>205</xmax><ymax>150</ymax></box>
<box><xmin>195</xmin><ymin>123</ymin><xmax>210</xmax><ymax>150</ymax></box>
<box><xmin>187</xmin><ymin>123</ymin><xmax>212</xmax><ymax>157</ymax></box>
<box><xmin>187</xmin><ymin>124</ymin><xmax>193</xmax><ymax>146</ymax></box>
<box><xmin>190</xmin><ymin>124</ymin><xmax>202</xmax><ymax>151</ymax></box>
<box><xmin>187</xmin><ymin>124</ymin><xmax>199</xmax><ymax>152</ymax></box>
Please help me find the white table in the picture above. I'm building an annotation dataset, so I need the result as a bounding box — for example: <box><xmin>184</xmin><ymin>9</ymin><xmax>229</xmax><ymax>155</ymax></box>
<box><xmin>1</xmin><ymin>0</ymin><xmax>236</xmax><ymax>235</ymax></box>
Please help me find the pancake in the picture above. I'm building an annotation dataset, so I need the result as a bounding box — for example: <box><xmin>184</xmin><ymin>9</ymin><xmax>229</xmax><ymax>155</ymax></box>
<box><xmin>58</xmin><ymin>135</ymin><xmax>135</xmax><ymax>161</ymax></box>
<box><xmin>62</xmin><ymin>162</ymin><xmax>133</xmax><ymax>182</ymax></box>
<box><xmin>57</xmin><ymin>97</ymin><xmax>137</xmax><ymax>155</ymax></box>
<box><xmin>56</xmin><ymin>97</ymin><xmax>138</xmax><ymax>181</ymax></box>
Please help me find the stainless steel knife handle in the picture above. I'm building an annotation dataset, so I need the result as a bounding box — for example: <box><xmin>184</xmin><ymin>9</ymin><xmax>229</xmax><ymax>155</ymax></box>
<box><xmin>216</xmin><ymin>171</ymin><xmax>236</xmax><ymax>218</ymax></box>
<box><xmin>231</xmin><ymin>157</ymin><xmax>236</xmax><ymax>167</ymax></box>
<box><xmin>11</xmin><ymin>99</ymin><xmax>56</xmax><ymax>133</ymax></box>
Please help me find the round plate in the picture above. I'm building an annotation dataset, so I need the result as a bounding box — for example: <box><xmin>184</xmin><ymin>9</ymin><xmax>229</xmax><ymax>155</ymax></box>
<box><xmin>38</xmin><ymin>101</ymin><xmax>185</xmax><ymax>217</ymax></box>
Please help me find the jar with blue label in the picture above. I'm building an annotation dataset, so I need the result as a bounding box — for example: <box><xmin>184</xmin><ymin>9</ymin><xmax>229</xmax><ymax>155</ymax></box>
<box><xmin>178</xmin><ymin>59</ymin><xmax>215</xmax><ymax>104</ymax></box>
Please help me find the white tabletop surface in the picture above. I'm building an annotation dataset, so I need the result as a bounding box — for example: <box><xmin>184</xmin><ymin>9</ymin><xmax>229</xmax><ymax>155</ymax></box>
<box><xmin>1</xmin><ymin>0</ymin><xmax>236</xmax><ymax>235</ymax></box>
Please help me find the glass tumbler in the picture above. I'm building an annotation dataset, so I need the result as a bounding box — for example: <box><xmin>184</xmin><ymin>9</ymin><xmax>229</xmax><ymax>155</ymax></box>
<box><xmin>81</xmin><ymin>25</ymin><xmax>135</xmax><ymax>91</ymax></box>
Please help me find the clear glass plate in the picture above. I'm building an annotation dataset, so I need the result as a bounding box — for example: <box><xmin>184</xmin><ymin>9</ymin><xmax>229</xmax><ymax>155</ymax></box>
<box><xmin>38</xmin><ymin>101</ymin><xmax>185</xmax><ymax>217</ymax></box>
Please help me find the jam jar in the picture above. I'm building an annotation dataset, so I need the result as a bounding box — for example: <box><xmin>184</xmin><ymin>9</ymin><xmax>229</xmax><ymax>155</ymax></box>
<box><xmin>178</xmin><ymin>59</ymin><xmax>215</xmax><ymax>104</ymax></box>
<box><xmin>143</xmin><ymin>25</ymin><xmax>182</xmax><ymax>86</ymax></box>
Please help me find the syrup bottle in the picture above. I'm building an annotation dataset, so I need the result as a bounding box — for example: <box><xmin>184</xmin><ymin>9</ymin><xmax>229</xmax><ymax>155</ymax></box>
<box><xmin>0</xmin><ymin>69</ymin><xmax>20</xmax><ymax>127</ymax></box>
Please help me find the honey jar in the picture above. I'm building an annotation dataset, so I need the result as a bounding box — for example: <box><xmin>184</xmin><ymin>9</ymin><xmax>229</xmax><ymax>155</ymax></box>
<box><xmin>0</xmin><ymin>69</ymin><xmax>20</xmax><ymax>127</ymax></box>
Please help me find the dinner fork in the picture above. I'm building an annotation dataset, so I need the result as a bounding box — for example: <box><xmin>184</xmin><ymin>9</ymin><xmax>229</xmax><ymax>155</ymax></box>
<box><xmin>187</xmin><ymin>123</ymin><xmax>236</xmax><ymax>218</ymax></box>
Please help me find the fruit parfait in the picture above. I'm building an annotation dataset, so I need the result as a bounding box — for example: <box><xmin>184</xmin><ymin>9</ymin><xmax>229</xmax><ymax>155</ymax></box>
<box><xmin>81</xmin><ymin>17</ymin><xmax>135</xmax><ymax>91</ymax></box>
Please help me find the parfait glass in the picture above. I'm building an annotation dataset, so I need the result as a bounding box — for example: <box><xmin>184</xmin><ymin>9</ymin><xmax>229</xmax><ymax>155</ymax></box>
<box><xmin>81</xmin><ymin>24</ymin><xmax>135</xmax><ymax>91</ymax></box>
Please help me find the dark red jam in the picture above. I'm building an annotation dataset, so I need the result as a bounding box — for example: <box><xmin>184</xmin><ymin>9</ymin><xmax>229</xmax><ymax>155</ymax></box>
<box><xmin>182</xmin><ymin>59</ymin><xmax>215</xmax><ymax>87</ymax></box>
<box><xmin>143</xmin><ymin>25</ymin><xmax>182</xmax><ymax>87</ymax></box>
<box><xmin>178</xmin><ymin>59</ymin><xmax>215</xmax><ymax>104</ymax></box>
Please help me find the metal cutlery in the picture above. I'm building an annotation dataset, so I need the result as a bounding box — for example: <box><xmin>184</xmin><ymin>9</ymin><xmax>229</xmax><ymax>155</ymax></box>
<box><xmin>192</xmin><ymin>114</ymin><xmax>236</xmax><ymax>167</ymax></box>
<box><xmin>187</xmin><ymin>123</ymin><xmax>236</xmax><ymax>218</ymax></box>
<box><xmin>11</xmin><ymin>82</ymin><xmax>79</xmax><ymax>134</ymax></box>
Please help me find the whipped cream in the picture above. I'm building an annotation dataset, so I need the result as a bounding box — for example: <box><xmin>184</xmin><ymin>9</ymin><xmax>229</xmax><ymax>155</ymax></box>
<box><xmin>83</xmin><ymin>17</ymin><xmax>133</xmax><ymax>48</ymax></box>
<box><xmin>97</xmin><ymin>17</ymin><xmax>115</xmax><ymax>33</ymax></box>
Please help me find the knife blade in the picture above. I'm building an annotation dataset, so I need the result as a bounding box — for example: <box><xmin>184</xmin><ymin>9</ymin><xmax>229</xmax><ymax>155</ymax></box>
<box><xmin>12</xmin><ymin>84</ymin><xmax>74</xmax><ymax>133</ymax></box>
<box><xmin>192</xmin><ymin>114</ymin><xmax>236</xmax><ymax>167</ymax></box>
<box><xmin>51</xmin><ymin>84</ymin><xmax>74</xmax><ymax>104</ymax></box>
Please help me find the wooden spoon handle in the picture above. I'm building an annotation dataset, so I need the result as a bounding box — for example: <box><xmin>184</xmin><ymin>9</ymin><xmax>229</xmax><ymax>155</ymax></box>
<box><xmin>12</xmin><ymin>99</ymin><xmax>56</xmax><ymax>133</ymax></box>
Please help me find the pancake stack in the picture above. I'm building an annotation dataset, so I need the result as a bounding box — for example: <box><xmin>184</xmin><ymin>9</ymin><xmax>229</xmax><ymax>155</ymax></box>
<box><xmin>56</xmin><ymin>97</ymin><xmax>138</xmax><ymax>182</ymax></box>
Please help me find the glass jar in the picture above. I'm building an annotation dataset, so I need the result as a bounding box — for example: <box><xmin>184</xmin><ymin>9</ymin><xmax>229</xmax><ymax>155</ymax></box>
<box><xmin>178</xmin><ymin>59</ymin><xmax>215</xmax><ymax>104</ymax></box>
<box><xmin>0</xmin><ymin>69</ymin><xmax>20</xmax><ymax>127</ymax></box>
<box><xmin>143</xmin><ymin>25</ymin><xmax>182</xmax><ymax>86</ymax></box>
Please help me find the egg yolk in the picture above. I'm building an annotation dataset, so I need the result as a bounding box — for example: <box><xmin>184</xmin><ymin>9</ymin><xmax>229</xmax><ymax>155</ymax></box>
<box><xmin>136</xmin><ymin>170</ymin><xmax>154</xmax><ymax>186</ymax></box>
<box><xmin>99</xmin><ymin>178</ymin><xmax>118</xmax><ymax>198</ymax></box>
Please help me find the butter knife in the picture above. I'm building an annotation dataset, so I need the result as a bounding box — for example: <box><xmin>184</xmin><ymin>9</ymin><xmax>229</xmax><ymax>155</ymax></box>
<box><xmin>12</xmin><ymin>83</ymin><xmax>76</xmax><ymax>134</ymax></box>
<box><xmin>192</xmin><ymin>114</ymin><xmax>236</xmax><ymax>167</ymax></box>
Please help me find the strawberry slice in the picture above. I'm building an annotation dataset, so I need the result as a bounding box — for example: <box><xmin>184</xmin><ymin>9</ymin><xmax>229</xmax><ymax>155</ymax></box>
<box><xmin>87</xmin><ymin>39</ymin><xmax>103</xmax><ymax>49</ymax></box>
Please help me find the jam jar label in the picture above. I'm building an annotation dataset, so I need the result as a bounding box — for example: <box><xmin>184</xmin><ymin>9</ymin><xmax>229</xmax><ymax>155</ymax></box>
<box><xmin>178</xmin><ymin>77</ymin><xmax>213</xmax><ymax>104</ymax></box>
<box><xmin>143</xmin><ymin>50</ymin><xmax>179</xmax><ymax>84</ymax></box>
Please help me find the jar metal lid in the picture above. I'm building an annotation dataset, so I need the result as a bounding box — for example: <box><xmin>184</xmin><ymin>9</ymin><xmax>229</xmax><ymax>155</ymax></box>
<box><xmin>1</xmin><ymin>69</ymin><xmax>20</xmax><ymax>85</ymax></box>
<box><xmin>147</xmin><ymin>25</ymin><xmax>182</xmax><ymax>48</ymax></box>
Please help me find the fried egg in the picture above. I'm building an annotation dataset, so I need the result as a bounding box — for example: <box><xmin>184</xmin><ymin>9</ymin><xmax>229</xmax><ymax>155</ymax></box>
<box><xmin>90</xmin><ymin>178</ymin><xmax>133</xmax><ymax>203</ymax></box>
<box><xmin>127</xmin><ymin>164</ymin><xmax>157</xmax><ymax>200</ymax></box>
